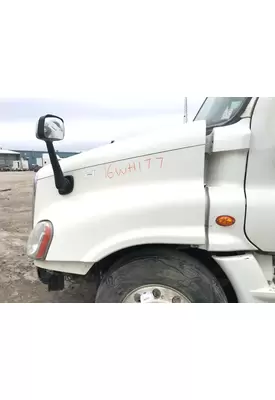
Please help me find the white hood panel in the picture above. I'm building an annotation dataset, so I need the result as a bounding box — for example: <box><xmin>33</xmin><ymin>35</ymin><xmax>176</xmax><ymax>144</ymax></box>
<box><xmin>37</xmin><ymin>120</ymin><xmax>206</xmax><ymax>179</ymax></box>
<box><xmin>33</xmin><ymin>120</ymin><xmax>207</xmax><ymax>271</ymax></box>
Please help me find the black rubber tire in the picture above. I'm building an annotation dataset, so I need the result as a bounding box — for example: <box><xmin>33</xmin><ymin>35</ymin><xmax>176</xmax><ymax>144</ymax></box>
<box><xmin>95</xmin><ymin>248</ymin><xmax>228</xmax><ymax>303</ymax></box>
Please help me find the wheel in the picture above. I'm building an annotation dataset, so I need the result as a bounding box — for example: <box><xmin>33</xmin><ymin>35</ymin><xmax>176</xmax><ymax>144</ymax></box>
<box><xmin>95</xmin><ymin>248</ymin><xmax>227</xmax><ymax>303</ymax></box>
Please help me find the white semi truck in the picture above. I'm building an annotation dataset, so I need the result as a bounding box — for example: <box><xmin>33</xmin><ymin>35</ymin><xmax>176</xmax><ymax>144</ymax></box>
<box><xmin>27</xmin><ymin>98</ymin><xmax>275</xmax><ymax>303</ymax></box>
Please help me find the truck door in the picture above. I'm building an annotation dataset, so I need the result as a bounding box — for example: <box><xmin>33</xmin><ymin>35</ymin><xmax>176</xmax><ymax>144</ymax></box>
<box><xmin>244</xmin><ymin>97</ymin><xmax>275</xmax><ymax>252</ymax></box>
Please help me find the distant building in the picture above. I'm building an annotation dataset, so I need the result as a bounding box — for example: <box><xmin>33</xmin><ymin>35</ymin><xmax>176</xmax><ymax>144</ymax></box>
<box><xmin>0</xmin><ymin>148</ymin><xmax>20</xmax><ymax>169</ymax></box>
<box><xmin>13</xmin><ymin>150</ymin><xmax>78</xmax><ymax>169</ymax></box>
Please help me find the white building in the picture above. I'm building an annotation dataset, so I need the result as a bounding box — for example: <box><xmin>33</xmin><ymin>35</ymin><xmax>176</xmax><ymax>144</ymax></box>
<box><xmin>0</xmin><ymin>148</ymin><xmax>20</xmax><ymax>169</ymax></box>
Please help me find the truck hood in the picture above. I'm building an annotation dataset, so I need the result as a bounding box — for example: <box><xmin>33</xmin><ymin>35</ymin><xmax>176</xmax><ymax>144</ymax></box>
<box><xmin>36</xmin><ymin>120</ymin><xmax>206</xmax><ymax>180</ymax></box>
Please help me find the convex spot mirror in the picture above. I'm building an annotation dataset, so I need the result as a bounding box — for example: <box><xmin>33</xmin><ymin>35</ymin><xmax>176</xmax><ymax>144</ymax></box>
<box><xmin>36</xmin><ymin>114</ymin><xmax>65</xmax><ymax>142</ymax></box>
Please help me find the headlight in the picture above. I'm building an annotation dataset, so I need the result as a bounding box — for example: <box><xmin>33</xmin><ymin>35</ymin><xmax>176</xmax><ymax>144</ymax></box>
<box><xmin>27</xmin><ymin>221</ymin><xmax>53</xmax><ymax>260</ymax></box>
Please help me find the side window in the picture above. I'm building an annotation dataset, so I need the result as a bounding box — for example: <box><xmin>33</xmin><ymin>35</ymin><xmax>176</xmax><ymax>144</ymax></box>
<box><xmin>194</xmin><ymin>97</ymin><xmax>250</xmax><ymax>128</ymax></box>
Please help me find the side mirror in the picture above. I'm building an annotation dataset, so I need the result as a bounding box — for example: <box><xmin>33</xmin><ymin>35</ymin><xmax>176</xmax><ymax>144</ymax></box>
<box><xmin>35</xmin><ymin>114</ymin><xmax>73</xmax><ymax>195</ymax></box>
<box><xmin>36</xmin><ymin>114</ymin><xmax>65</xmax><ymax>142</ymax></box>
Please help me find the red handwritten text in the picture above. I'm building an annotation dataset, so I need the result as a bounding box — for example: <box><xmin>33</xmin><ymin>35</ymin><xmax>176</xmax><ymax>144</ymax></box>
<box><xmin>105</xmin><ymin>156</ymin><xmax>164</xmax><ymax>179</ymax></box>
<box><xmin>156</xmin><ymin>157</ymin><xmax>164</xmax><ymax>168</ymax></box>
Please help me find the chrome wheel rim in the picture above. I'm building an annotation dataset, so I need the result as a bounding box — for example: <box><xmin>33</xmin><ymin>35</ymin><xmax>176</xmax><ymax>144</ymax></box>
<box><xmin>123</xmin><ymin>285</ymin><xmax>190</xmax><ymax>303</ymax></box>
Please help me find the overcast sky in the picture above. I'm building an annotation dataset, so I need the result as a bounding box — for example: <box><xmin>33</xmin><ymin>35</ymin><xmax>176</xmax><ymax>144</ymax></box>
<box><xmin>0</xmin><ymin>1</ymin><xmax>204</xmax><ymax>152</ymax></box>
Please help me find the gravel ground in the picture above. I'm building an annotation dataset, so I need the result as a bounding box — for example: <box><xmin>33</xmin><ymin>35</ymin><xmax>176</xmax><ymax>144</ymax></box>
<box><xmin>0</xmin><ymin>172</ymin><xmax>96</xmax><ymax>302</ymax></box>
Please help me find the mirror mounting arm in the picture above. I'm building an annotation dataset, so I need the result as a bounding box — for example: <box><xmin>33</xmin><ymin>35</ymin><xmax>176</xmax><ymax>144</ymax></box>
<box><xmin>46</xmin><ymin>142</ymin><xmax>74</xmax><ymax>195</ymax></box>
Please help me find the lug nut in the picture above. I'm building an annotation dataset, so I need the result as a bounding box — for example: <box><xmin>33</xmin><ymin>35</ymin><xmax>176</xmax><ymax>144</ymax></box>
<box><xmin>172</xmin><ymin>296</ymin><xmax>181</xmax><ymax>303</ymax></box>
<box><xmin>152</xmin><ymin>289</ymin><xmax>161</xmax><ymax>299</ymax></box>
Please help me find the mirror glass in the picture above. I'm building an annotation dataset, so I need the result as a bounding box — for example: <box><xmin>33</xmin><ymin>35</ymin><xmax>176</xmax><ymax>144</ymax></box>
<box><xmin>44</xmin><ymin>117</ymin><xmax>65</xmax><ymax>141</ymax></box>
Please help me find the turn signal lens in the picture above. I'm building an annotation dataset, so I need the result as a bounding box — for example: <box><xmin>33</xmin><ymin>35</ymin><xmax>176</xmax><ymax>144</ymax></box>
<box><xmin>216</xmin><ymin>215</ymin><xmax>236</xmax><ymax>227</ymax></box>
<box><xmin>27</xmin><ymin>221</ymin><xmax>53</xmax><ymax>260</ymax></box>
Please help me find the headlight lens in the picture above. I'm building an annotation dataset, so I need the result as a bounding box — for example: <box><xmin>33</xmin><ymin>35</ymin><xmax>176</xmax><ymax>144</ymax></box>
<box><xmin>27</xmin><ymin>221</ymin><xmax>53</xmax><ymax>260</ymax></box>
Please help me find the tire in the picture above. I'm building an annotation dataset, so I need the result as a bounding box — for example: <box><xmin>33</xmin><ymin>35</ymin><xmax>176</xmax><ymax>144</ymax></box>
<box><xmin>95</xmin><ymin>248</ymin><xmax>227</xmax><ymax>303</ymax></box>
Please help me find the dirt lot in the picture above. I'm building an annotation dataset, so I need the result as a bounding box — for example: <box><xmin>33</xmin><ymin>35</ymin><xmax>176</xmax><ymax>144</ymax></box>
<box><xmin>0</xmin><ymin>172</ymin><xmax>96</xmax><ymax>302</ymax></box>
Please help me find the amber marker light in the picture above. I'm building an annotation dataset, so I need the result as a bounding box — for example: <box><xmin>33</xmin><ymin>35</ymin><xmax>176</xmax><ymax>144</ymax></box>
<box><xmin>216</xmin><ymin>215</ymin><xmax>236</xmax><ymax>227</ymax></box>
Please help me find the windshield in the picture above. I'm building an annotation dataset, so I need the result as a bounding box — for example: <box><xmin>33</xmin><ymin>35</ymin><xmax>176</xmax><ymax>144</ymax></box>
<box><xmin>194</xmin><ymin>97</ymin><xmax>250</xmax><ymax>128</ymax></box>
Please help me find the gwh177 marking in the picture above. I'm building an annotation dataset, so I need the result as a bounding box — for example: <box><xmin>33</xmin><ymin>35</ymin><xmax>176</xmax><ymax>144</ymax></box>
<box><xmin>104</xmin><ymin>156</ymin><xmax>164</xmax><ymax>179</ymax></box>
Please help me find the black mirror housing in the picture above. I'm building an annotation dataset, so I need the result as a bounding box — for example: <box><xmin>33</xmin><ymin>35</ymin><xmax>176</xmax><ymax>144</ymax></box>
<box><xmin>36</xmin><ymin>114</ymin><xmax>65</xmax><ymax>142</ymax></box>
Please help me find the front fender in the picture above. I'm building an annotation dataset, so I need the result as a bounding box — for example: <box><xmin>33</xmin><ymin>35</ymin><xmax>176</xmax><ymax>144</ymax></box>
<box><xmin>38</xmin><ymin>178</ymin><xmax>205</xmax><ymax>264</ymax></box>
<box><xmin>34</xmin><ymin>145</ymin><xmax>206</xmax><ymax>268</ymax></box>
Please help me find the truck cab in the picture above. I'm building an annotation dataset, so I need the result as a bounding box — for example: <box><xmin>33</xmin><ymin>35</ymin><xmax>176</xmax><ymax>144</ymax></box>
<box><xmin>27</xmin><ymin>98</ymin><xmax>275</xmax><ymax>302</ymax></box>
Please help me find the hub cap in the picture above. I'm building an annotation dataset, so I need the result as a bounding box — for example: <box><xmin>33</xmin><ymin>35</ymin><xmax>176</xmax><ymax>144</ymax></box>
<box><xmin>123</xmin><ymin>285</ymin><xmax>190</xmax><ymax>303</ymax></box>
